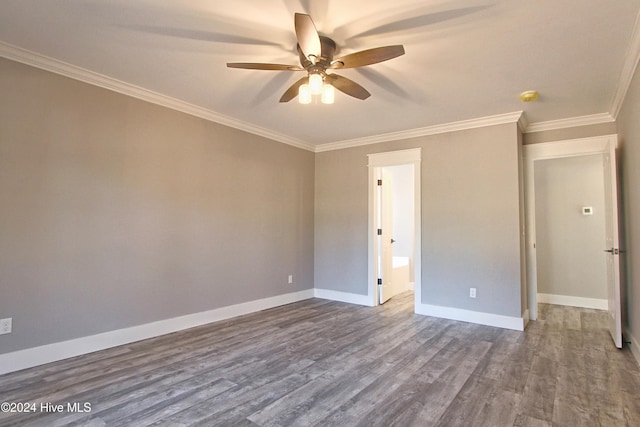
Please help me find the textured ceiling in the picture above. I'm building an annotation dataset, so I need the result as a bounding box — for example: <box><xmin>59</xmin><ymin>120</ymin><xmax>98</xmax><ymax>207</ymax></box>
<box><xmin>1</xmin><ymin>0</ymin><xmax>639</xmax><ymax>147</ymax></box>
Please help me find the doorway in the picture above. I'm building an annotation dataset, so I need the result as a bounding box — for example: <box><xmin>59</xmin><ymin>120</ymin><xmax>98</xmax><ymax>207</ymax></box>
<box><xmin>367</xmin><ymin>148</ymin><xmax>421</xmax><ymax>309</ymax></box>
<box><xmin>533</xmin><ymin>154</ymin><xmax>608</xmax><ymax>309</ymax></box>
<box><xmin>524</xmin><ymin>135</ymin><xmax>622</xmax><ymax>348</ymax></box>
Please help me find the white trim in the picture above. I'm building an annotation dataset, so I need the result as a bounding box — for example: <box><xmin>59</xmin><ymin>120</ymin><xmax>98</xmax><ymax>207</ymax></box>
<box><xmin>0</xmin><ymin>289</ymin><xmax>313</xmax><ymax>375</ymax></box>
<box><xmin>524</xmin><ymin>134</ymin><xmax>618</xmax><ymax>160</ymax></box>
<box><xmin>0</xmin><ymin>42</ymin><xmax>315</xmax><ymax>152</ymax></box>
<box><xmin>316</xmin><ymin>112</ymin><xmax>524</xmax><ymax>152</ymax></box>
<box><xmin>367</xmin><ymin>148</ymin><xmax>423</xmax><ymax>167</ymax></box>
<box><xmin>313</xmin><ymin>288</ymin><xmax>374</xmax><ymax>306</ymax></box>
<box><xmin>624</xmin><ymin>328</ymin><xmax>640</xmax><ymax>367</ymax></box>
<box><xmin>415</xmin><ymin>303</ymin><xmax>526</xmax><ymax>331</ymax></box>
<box><xmin>611</xmin><ymin>8</ymin><xmax>640</xmax><ymax>119</ymax></box>
<box><xmin>537</xmin><ymin>293</ymin><xmax>608</xmax><ymax>310</ymax></box>
<box><xmin>524</xmin><ymin>113</ymin><xmax>615</xmax><ymax>134</ymax></box>
<box><xmin>523</xmin><ymin>309</ymin><xmax>530</xmax><ymax>330</ymax></box>
<box><xmin>517</xmin><ymin>114</ymin><xmax>529</xmax><ymax>133</ymax></box>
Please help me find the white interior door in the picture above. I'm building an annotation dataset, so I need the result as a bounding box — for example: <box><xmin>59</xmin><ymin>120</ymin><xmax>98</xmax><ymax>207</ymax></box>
<box><xmin>603</xmin><ymin>147</ymin><xmax>622</xmax><ymax>348</ymax></box>
<box><xmin>379</xmin><ymin>169</ymin><xmax>394</xmax><ymax>304</ymax></box>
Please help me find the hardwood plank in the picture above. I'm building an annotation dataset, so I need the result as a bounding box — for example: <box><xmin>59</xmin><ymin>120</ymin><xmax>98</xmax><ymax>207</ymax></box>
<box><xmin>148</xmin><ymin>370</ymin><xmax>321</xmax><ymax>426</ymax></box>
<box><xmin>517</xmin><ymin>372</ymin><xmax>556</xmax><ymax>422</ymax></box>
<box><xmin>302</xmin><ymin>332</ymin><xmax>455</xmax><ymax>426</ymax></box>
<box><xmin>562</xmin><ymin>308</ymin><xmax>582</xmax><ymax>330</ymax></box>
<box><xmin>245</xmin><ymin>324</ymin><xmax>441</xmax><ymax>426</ymax></box>
<box><xmin>412</xmin><ymin>341</ymin><xmax>493</xmax><ymax>425</ymax></box>
<box><xmin>513</xmin><ymin>413</ymin><xmax>552</xmax><ymax>427</ymax></box>
<box><xmin>1</xmin><ymin>299</ymin><xmax>639</xmax><ymax>426</ymax></box>
<box><xmin>472</xmin><ymin>387</ymin><xmax>521</xmax><ymax>427</ymax></box>
<box><xmin>434</xmin><ymin>374</ymin><xmax>496</xmax><ymax>426</ymax></box>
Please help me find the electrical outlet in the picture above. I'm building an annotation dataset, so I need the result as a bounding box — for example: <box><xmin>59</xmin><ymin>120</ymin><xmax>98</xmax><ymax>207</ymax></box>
<box><xmin>469</xmin><ymin>288</ymin><xmax>477</xmax><ymax>298</ymax></box>
<box><xmin>0</xmin><ymin>318</ymin><xmax>12</xmax><ymax>335</ymax></box>
<box><xmin>288</xmin><ymin>275</ymin><xmax>293</xmax><ymax>284</ymax></box>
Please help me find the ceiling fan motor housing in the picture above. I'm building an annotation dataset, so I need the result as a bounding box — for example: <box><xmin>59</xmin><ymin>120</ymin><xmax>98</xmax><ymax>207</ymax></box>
<box><xmin>298</xmin><ymin>36</ymin><xmax>338</xmax><ymax>72</ymax></box>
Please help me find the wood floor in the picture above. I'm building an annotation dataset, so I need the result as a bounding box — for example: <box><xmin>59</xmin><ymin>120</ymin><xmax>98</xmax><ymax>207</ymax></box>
<box><xmin>1</xmin><ymin>292</ymin><xmax>639</xmax><ymax>426</ymax></box>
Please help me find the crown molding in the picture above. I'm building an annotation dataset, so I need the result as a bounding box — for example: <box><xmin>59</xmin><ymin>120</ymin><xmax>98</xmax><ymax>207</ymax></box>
<box><xmin>611</xmin><ymin>8</ymin><xmax>640</xmax><ymax>119</ymax></box>
<box><xmin>315</xmin><ymin>111</ymin><xmax>524</xmax><ymax>153</ymax></box>
<box><xmin>5</xmin><ymin>28</ymin><xmax>638</xmax><ymax>153</ymax></box>
<box><xmin>0</xmin><ymin>42</ymin><xmax>316</xmax><ymax>152</ymax></box>
<box><xmin>523</xmin><ymin>113</ymin><xmax>615</xmax><ymax>134</ymax></box>
<box><xmin>517</xmin><ymin>113</ymin><xmax>529</xmax><ymax>133</ymax></box>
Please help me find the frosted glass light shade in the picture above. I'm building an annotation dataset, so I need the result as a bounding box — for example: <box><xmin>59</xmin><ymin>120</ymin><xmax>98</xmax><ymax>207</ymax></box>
<box><xmin>309</xmin><ymin>73</ymin><xmax>323</xmax><ymax>95</ymax></box>
<box><xmin>298</xmin><ymin>84</ymin><xmax>311</xmax><ymax>104</ymax></box>
<box><xmin>321</xmin><ymin>84</ymin><xmax>335</xmax><ymax>104</ymax></box>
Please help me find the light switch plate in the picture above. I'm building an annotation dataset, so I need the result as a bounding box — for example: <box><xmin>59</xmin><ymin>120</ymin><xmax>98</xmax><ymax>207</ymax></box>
<box><xmin>0</xmin><ymin>318</ymin><xmax>12</xmax><ymax>335</ymax></box>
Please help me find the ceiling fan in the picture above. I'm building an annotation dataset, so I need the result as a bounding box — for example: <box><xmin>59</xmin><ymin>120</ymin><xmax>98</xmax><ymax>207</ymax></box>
<box><xmin>227</xmin><ymin>13</ymin><xmax>405</xmax><ymax>103</ymax></box>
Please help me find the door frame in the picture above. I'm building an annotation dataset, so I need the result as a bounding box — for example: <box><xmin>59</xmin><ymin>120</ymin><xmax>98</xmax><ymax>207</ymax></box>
<box><xmin>524</xmin><ymin>134</ymin><xmax>620</xmax><ymax>322</ymax></box>
<box><xmin>367</xmin><ymin>148</ymin><xmax>422</xmax><ymax>309</ymax></box>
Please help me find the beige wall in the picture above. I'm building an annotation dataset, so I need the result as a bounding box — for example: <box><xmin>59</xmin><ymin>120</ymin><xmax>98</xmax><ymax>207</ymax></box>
<box><xmin>0</xmin><ymin>58</ymin><xmax>315</xmax><ymax>354</ymax></box>
<box><xmin>617</xmin><ymin>60</ymin><xmax>640</xmax><ymax>347</ymax></box>
<box><xmin>315</xmin><ymin>124</ymin><xmax>524</xmax><ymax>318</ymax></box>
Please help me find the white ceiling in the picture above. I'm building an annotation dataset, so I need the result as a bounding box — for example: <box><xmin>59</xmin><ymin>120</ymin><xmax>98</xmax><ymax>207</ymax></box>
<box><xmin>1</xmin><ymin>0</ymin><xmax>639</xmax><ymax>148</ymax></box>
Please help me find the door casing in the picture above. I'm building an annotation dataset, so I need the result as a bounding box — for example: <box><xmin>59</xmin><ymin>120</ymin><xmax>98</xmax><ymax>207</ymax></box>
<box><xmin>368</xmin><ymin>148</ymin><xmax>422</xmax><ymax>309</ymax></box>
<box><xmin>524</xmin><ymin>134</ymin><xmax>622</xmax><ymax>347</ymax></box>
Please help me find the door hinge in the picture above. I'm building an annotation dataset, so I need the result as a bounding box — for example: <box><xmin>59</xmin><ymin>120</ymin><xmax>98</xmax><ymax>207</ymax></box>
<box><xmin>377</xmin><ymin>179</ymin><xmax>382</xmax><ymax>186</ymax></box>
<box><xmin>377</xmin><ymin>228</ymin><xmax>382</xmax><ymax>235</ymax></box>
<box><xmin>377</xmin><ymin>278</ymin><xmax>382</xmax><ymax>285</ymax></box>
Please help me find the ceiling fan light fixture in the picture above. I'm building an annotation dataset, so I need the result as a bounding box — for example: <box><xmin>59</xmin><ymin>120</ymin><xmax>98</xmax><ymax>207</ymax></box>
<box><xmin>321</xmin><ymin>84</ymin><xmax>335</xmax><ymax>104</ymax></box>
<box><xmin>298</xmin><ymin>84</ymin><xmax>312</xmax><ymax>104</ymax></box>
<box><xmin>227</xmin><ymin>13</ymin><xmax>405</xmax><ymax>104</ymax></box>
<box><xmin>309</xmin><ymin>73</ymin><xmax>323</xmax><ymax>95</ymax></box>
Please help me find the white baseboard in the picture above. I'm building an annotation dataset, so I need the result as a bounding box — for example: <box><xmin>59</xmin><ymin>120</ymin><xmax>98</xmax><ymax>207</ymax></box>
<box><xmin>415</xmin><ymin>303</ymin><xmax>526</xmax><ymax>331</ymax></box>
<box><xmin>537</xmin><ymin>293</ymin><xmax>608</xmax><ymax>310</ymax></box>
<box><xmin>313</xmin><ymin>288</ymin><xmax>374</xmax><ymax>307</ymax></box>
<box><xmin>624</xmin><ymin>328</ymin><xmax>640</xmax><ymax>367</ymax></box>
<box><xmin>0</xmin><ymin>289</ymin><xmax>314</xmax><ymax>375</ymax></box>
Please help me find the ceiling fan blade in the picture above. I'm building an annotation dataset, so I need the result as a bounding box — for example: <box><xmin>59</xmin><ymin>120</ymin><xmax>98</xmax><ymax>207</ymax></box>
<box><xmin>294</xmin><ymin>13</ymin><xmax>321</xmax><ymax>61</ymax></box>
<box><xmin>227</xmin><ymin>63</ymin><xmax>303</xmax><ymax>71</ymax></box>
<box><xmin>279</xmin><ymin>77</ymin><xmax>309</xmax><ymax>102</ymax></box>
<box><xmin>297</xmin><ymin>44</ymin><xmax>313</xmax><ymax>68</ymax></box>
<box><xmin>330</xmin><ymin>45</ymin><xmax>405</xmax><ymax>69</ymax></box>
<box><xmin>325</xmin><ymin>74</ymin><xmax>371</xmax><ymax>100</ymax></box>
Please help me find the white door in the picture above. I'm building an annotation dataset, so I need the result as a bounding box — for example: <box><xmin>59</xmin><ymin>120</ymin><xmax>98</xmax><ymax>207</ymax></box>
<box><xmin>379</xmin><ymin>169</ymin><xmax>394</xmax><ymax>304</ymax></box>
<box><xmin>603</xmin><ymin>147</ymin><xmax>622</xmax><ymax>348</ymax></box>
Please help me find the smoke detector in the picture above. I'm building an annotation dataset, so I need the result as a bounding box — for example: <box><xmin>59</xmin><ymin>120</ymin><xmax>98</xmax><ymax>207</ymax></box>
<box><xmin>520</xmin><ymin>90</ymin><xmax>539</xmax><ymax>102</ymax></box>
